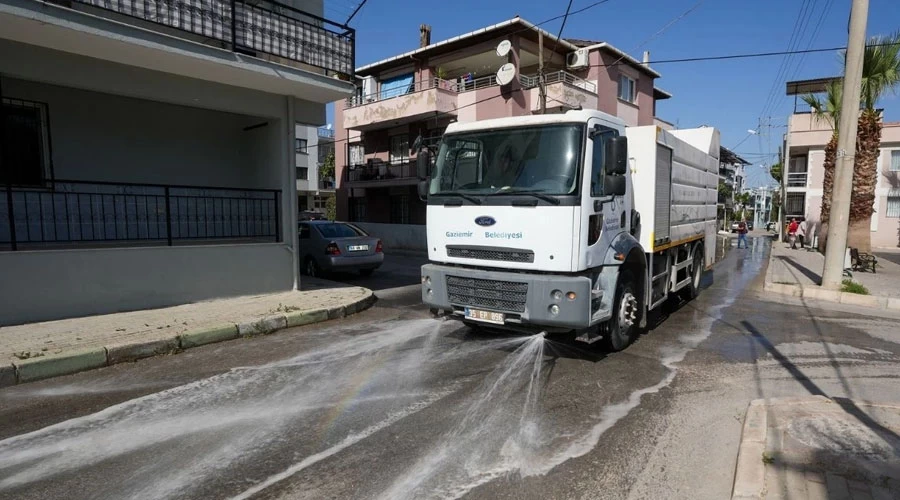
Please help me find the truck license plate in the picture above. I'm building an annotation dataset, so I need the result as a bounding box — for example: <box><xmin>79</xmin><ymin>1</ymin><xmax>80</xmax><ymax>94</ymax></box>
<box><xmin>347</xmin><ymin>245</ymin><xmax>369</xmax><ymax>252</ymax></box>
<box><xmin>464</xmin><ymin>308</ymin><xmax>505</xmax><ymax>325</ymax></box>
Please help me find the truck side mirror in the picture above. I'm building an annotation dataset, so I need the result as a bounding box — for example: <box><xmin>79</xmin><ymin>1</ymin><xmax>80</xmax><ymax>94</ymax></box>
<box><xmin>416</xmin><ymin>150</ymin><xmax>431</xmax><ymax>179</ymax></box>
<box><xmin>604</xmin><ymin>175</ymin><xmax>626</xmax><ymax>197</ymax></box>
<box><xmin>417</xmin><ymin>180</ymin><xmax>429</xmax><ymax>201</ymax></box>
<box><xmin>605</xmin><ymin>136</ymin><xmax>628</xmax><ymax>175</ymax></box>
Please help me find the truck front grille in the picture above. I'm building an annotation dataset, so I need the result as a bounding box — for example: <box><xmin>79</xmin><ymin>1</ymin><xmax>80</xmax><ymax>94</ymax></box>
<box><xmin>446</xmin><ymin>245</ymin><xmax>535</xmax><ymax>263</ymax></box>
<box><xmin>446</xmin><ymin>276</ymin><xmax>528</xmax><ymax>313</ymax></box>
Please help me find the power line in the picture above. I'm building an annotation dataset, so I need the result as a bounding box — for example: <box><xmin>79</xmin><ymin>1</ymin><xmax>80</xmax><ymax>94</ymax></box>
<box><xmin>759</xmin><ymin>0</ymin><xmax>817</xmax><ymax>120</ymax></box>
<box><xmin>585</xmin><ymin>42</ymin><xmax>894</xmax><ymax>68</ymax></box>
<box><xmin>550</xmin><ymin>0</ymin><xmax>575</xmax><ymax>55</ymax></box>
<box><xmin>606</xmin><ymin>0</ymin><xmax>706</xmax><ymax>72</ymax></box>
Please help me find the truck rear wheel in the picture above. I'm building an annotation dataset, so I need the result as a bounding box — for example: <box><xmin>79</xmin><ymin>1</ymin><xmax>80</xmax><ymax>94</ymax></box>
<box><xmin>680</xmin><ymin>245</ymin><xmax>703</xmax><ymax>301</ymax></box>
<box><xmin>602</xmin><ymin>271</ymin><xmax>639</xmax><ymax>352</ymax></box>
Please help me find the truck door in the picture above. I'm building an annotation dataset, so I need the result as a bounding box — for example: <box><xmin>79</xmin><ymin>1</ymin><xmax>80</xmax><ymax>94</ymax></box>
<box><xmin>584</xmin><ymin>123</ymin><xmax>628</xmax><ymax>268</ymax></box>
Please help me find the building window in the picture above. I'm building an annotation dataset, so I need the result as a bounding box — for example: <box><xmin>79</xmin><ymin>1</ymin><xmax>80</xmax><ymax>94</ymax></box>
<box><xmin>390</xmin><ymin>134</ymin><xmax>409</xmax><ymax>165</ymax></box>
<box><xmin>297</xmin><ymin>167</ymin><xmax>308</xmax><ymax>180</ymax></box>
<box><xmin>890</xmin><ymin>150</ymin><xmax>900</xmax><ymax>171</ymax></box>
<box><xmin>390</xmin><ymin>194</ymin><xmax>410</xmax><ymax>224</ymax></box>
<box><xmin>2</xmin><ymin>98</ymin><xmax>52</xmax><ymax>186</ymax></box>
<box><xmin>887</xmin><ymin>190</ymin><xmax>900</xmax><ymax>218</ymax></box>
<box><xmin>785</xmin><ymin>192</ymin><xmax>806</xmax><ymax>217</ymax></box>
<box><xmin>350</xmin><ymin>197</ymin><xmax>367</xmax><ymax>222</ymax></box>
<box><xmin>617</xmin><ymin>75</ymin><xmax>636</xmax><ymax>103</ymax></box>
<box><xmin>314</xmin><ymin>195</ymin><xmax>329</xmax><ymax>210</ymax></box>
<box><xmin>295</xmin><ymin>138</ymin><xmax>308</xmax><ymax>154</ymax></box>
<box><xmin>349</xmin><ymin>143</ymin><xmax>365</xmax><ymax>166</ymax></box>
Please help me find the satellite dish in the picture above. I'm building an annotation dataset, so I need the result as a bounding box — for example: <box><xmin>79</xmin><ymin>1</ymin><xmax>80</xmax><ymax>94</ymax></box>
<box><xmin>496</xmin><ymin>40</ymin><xmax>512</xmax><ymax>57</ymax></box>
<box><xmin>496</xmin><ymin>63</ymin><xmax>516</xmax><ymax>86</ymax></box>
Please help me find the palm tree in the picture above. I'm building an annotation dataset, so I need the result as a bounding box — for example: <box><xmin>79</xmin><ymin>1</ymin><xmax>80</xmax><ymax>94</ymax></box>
<box><xmin>802</xmin><ymin>32</ymin><xmax>900</xmax><ymax>252</ymax></box>
<box><xmin>802</xmin><ymin>80</ymin><xmax>841</xmax><ymax>230</ymax></box>
<box><xmin>851</xmin><ymin>31</ymin><xmax>900</xmax><ymax>252</ymax></box>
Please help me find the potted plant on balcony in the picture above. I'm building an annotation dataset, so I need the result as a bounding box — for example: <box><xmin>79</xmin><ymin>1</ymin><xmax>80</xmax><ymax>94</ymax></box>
<box><xmin>435</xmin><ymin>66</ymin><xmax>454</xmax><ymax>91</ymax></box>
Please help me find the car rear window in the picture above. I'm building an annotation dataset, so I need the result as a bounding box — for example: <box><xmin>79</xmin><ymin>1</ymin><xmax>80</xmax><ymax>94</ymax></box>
<box><xmin>315</xmin><ymin>223</ymin><xmax>364</xmax><ymax>238</ymax></box>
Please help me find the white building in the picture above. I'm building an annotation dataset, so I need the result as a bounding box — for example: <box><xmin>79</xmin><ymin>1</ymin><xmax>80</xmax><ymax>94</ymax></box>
<box><xmin>296</xmin><ymin>124</ymin><xmax>336</xmax><ymax>215</ymax></box>
<box><xmin>0</xmin><ymin>0</ymin><xmax>355</xmax><ymax>324</ymax></box>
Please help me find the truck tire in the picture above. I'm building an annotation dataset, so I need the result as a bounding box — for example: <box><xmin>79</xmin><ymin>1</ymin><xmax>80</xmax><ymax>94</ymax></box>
<box><xmin>602</xmin><ymin>271</ymin><xmax>639</xmax><ymax>352</ymax></box>
<box><xmin>681</xmin><ymin>245</ymin><xmax>703</xmax><ymax>301</ymax></box>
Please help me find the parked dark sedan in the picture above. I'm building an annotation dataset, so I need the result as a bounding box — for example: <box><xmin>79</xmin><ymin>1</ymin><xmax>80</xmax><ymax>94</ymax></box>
<box><xmin>299</xmin><ymin>221</ymin><xmax>383</xmax><ymax>277</ymax></box>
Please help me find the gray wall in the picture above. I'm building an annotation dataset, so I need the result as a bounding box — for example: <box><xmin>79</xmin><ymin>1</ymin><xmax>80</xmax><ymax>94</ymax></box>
<box><xmin>353</xmin><ymin>222</ymin><xmax>426</xmax><ymax>253</ymax></box>
<box><xmin>4</xmin><ymin>78</ymin><xmax>283</xmax><ymax>189</ymax></box>
<box><xmin>0</xmin><ymin>244</ymin><xmax>293</xmax><ymax>325</ymax></box>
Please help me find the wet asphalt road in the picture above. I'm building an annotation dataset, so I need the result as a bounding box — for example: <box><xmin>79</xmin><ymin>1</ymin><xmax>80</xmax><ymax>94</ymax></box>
<box><xmin>2</xmin><ymin>238</ymin><xmax>900</xmax><ymax>500</ymax></box>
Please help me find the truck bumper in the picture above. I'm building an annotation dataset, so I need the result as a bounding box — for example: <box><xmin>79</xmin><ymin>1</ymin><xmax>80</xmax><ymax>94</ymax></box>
<box><xmin>421</xmin><ymin>264</ymin><xmax>593</xmax><ymax>330</ymax></box>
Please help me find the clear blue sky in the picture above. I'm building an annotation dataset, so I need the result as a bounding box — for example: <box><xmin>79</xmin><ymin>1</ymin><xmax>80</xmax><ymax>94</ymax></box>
<box><xmin>326</xmin><ymin>0</ymin><xmax>899</xmax><ymax>188</ymax></box>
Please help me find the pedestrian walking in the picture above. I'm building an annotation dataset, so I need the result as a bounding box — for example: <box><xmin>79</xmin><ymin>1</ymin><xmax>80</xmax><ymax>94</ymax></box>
<box><xmin>737</xmin><ymin>219</ymin><xmax>748</xmax><ymax>249</ymax></box>
<box><xmin>797</xmin><ymin>219</ymin><xmax>807</xmax><ymax>249</ymax></box>
<box><xmin>788</xmin><ymin>218</ymin><xmax>799</xmax><ymax>249</ymax></box>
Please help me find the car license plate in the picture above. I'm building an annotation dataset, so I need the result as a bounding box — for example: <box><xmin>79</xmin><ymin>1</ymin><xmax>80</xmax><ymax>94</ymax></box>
<box><xmin>464</xmin><ymin>308</ymin><xmax>505</xmax><ymax>325</ymax></box>
<box><xmin>347</xmin><ymin>245</ymin><xmax>369</xmax><ymax>252</ymax></box>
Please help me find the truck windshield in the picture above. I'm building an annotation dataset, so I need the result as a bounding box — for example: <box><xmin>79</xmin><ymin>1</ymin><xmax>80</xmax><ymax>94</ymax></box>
<box><xmin>429</xmin><ymin>124</ymin><xmax>584</xmax><ymax>197</ymax></box>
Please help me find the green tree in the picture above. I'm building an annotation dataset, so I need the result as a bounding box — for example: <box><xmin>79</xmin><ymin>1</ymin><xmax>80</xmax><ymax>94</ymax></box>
<box><xmin>325</xmin><ymin>196</ymin><xmax>336</xmax><ymax>221</ymax></box>
<box><xmin>769</xmin><ymin>162</ymin><xmax>783</xmax><ymax>184</ymax></box>
<box><xmin>319</xmin><ymin>151</ymin><xmax>335</xmax><ymax>182</ymax></box>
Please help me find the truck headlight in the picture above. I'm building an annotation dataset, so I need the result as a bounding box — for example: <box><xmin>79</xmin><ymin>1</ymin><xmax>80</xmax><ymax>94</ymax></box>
<box><xmin>551</xmin><ymin>290</ymin><xmax>562</xmax><ymax>301</ymax></box>
<box><xmin>549</xmin><ymin>304</ymin><xmax>560</xmax><ymax>315</ymax></box>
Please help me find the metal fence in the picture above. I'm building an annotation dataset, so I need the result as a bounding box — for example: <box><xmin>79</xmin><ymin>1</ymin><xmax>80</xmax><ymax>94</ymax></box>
<box><xmin>1</xmin><ymin>180</ymin><xmax>280</xmax><ymax>250</ymax></box>
<box><xmin>66</xmin><ymin>0</ymin><xmax>354</xmax><ymax>74</ymax></box>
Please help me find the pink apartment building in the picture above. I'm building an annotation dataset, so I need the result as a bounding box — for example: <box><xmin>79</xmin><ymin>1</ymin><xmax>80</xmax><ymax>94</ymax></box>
<box><xmin>333</xmin><ymin>17</ymin><xmax>671</xmax><ymax>224</ymax></box>
<box><xmin>785</xmin><ymin>78</ymin><xmax>900</xmax><ymax>249</ymax></box>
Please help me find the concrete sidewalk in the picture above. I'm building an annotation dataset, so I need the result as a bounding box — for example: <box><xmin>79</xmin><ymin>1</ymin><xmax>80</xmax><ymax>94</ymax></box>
<box><xmin>764</xmin><ymin>239</ymin><xmax>900</xmax><ymax>310</ymax></box>
<box><xmin>732</xmin><ymin>396</ymin><xmax>900</xmax><ymax>499</ymax></box>
<box><xmin>0</xmin><ymin>286</ymin><xmax>375</xmax><ymax>387</ymax></box>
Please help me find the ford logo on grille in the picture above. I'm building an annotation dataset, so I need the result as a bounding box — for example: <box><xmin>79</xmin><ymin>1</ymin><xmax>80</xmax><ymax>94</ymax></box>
<box><xmin>475</xmin><ymin>216</ymin><xmax>496</xmax><ymax>227</ymax></box>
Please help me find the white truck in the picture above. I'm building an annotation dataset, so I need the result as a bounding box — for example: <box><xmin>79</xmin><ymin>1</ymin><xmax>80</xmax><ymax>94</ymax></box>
<box><xmin>414</xmin><ymin>109</ymin><xmax>719</xmax><ymax>351</ymax></box>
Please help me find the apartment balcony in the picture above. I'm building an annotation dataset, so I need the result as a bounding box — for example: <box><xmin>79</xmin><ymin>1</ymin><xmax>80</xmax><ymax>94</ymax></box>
<box><xmin>1</xmin><ymin>0</ymin><xmax>355</xmax><ymax>102</ymax></box>
<box><xmin>341</xmin><ymin>161</ymin><xmax>417</xmax><ymax>187</ymax></box>
<box><xmin>526</xmin><ymin>71</ymin><xmax>598</xmax><ymax>112</ymax></box>
<box><xmin>318</xmin><ymin>178</ymin><xmax>336</xmax><ymax>191</ymax></box>
<box><xmin>343</xmin><ymin>78</ymin><xmax>458</xmax><ymax>131</ymax></box>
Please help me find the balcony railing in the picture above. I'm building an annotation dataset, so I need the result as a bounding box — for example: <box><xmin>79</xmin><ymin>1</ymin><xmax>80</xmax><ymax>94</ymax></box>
<box><xmin>787</xmin><ymin>172</ymin><xmax>808</xmax><ymax>187</ymax></box>
<box><xmin>61</xmin><ymin>0</ymin><xmax>354</xmax><ymax>74</ymax></box>
<box><xmin>318</xmin><ymin>178</ymin><xmax>335</xmax><ymax>190</ymax></box>
<box><xmin>343</xmin><ymin>162</ymin><xmax>415</xmax><ymax>183</ymax></box>
<box><xmin>2</xmin><ymin>180</ymin><xmax>280</xmax><ymax>251</ymax></box>
<box><xmin>346</xmin><ymin>78</ymin><xmax>456</xmax><ymax>108</ymax></box>
<box><xmin>317</xmin><ymin>127</ymin><xmax>335</xmax><ymax>139</ymax></box>
<box><xmin>541</xmin><ymin>71</ymin><xmax>597</xmax><ymax>93</ymax></box>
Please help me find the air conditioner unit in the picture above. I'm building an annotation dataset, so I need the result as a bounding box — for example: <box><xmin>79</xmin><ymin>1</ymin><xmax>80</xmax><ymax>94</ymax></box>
<box><xmin>566</xmin><ymin>48</ymin><xmax>589</xmax><ymax>69</ymax></box>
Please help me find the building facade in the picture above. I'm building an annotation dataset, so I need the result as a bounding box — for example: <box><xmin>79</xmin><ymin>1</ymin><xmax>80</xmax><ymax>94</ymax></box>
<box><xmin>296</xmin><ymin>124</ymin><xmax>336</xmax><ymax>215</ymax></box>
<box><xmin>0</xmin><ymin>0</ymin><xmax>355</xmax><ymax>324</ymax></box>
<box><xmin>785</xmin><ymin>78</ymin><xmax>900</xmax><ymax>249</ymax></box>
<box><xmin>332</xmin><ymin>17</ymin><xmax>669</xmax><ymax>225</ymax></box>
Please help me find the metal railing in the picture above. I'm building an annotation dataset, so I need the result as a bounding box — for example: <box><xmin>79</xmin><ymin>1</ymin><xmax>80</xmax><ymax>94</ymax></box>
<box><xmin>318</xmin><ymin>178</ymin><xmax>335</xmax><ymax>190</ymax></box>
<box><xmin>346</xmin><ymin>78</ymin><xmax>456</xmax><ymax>108</ymax></box>
<box><xmin>61</xmin><ymin>0</ymin><xmax>354</xmax><ymax>74</ymax></box>
<box><xmin>343</xmin><ymin>162</ymin><xmax>415</xmax><ymax>183</ymax></box>
<box><xmin>455</xmin><ymin>74</ymin><xmax>498</xmax><ymax>93</ymax></box>
<box><xmin>542</xmin><ymin>71</ymin><xmax>597</xmax><ymax>93</ymax></box>
<box><xmin>786</xmin><ymin>172</ymin><xmax>808</xmax><ymax>187</ymax></box>
<box><xmin>1</xmin><ymin>180</ymin><xmax>280</xmax><ymax>251</ymax></box>
<box><xmin>317</xmin><ymin>127</ymin><xmax>335</xmax><ymax>139</ymax></box>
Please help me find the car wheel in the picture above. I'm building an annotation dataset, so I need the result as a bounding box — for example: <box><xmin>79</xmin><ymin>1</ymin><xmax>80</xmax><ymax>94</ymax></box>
<box><xmin>305</xmin><ymin>258</ymin><xmax>321</xmax><ymax>278</ymax></box>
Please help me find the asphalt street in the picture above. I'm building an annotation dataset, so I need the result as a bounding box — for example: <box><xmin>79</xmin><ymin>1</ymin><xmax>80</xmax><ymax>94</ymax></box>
<box><xmin>2</xmin><ymin>239</ymin><xmax>900</xmax><ymax>500</ymax></box>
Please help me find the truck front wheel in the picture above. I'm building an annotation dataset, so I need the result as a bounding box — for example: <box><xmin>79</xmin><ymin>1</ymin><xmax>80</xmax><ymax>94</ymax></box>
<box><xmin>602</xmin><ymin>271</ymin><xmax>639</xmax><ymax>352</ymax></box>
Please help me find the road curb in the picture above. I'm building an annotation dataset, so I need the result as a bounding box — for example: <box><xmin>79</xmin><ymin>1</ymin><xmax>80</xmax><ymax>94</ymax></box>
<box><xmin>13</xmin><ymin>347</ymin><xmax>109</xmax><ymax>384</ymax></box>
<box><xmin>732</xmin><ymin>399</ymin><xmax>768</xmax><ymax>500</ymax></box>
<box><xmin>3</xmin><ymin>290</ymin><xmax>376</xmax><ymax>387</ymax></box>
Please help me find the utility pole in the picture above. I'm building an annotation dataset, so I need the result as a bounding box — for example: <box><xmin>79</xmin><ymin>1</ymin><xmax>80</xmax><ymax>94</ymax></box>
<box><xmin>538</xmin><ymin>31</ymin><xmax>547</xmax><ymax>114</ymax></box>
<box><xmin>821</xmin><ymin>0</ymin><xmax>868</xmax><ymax>289</ymax></box>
